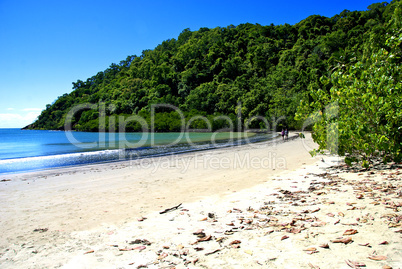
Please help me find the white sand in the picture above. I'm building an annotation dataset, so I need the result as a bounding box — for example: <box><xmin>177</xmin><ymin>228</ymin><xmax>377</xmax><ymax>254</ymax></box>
<box><xmin>0</xmin><ymin>133</ymin><xmax>401</xmax><ymax>268</ymax></box>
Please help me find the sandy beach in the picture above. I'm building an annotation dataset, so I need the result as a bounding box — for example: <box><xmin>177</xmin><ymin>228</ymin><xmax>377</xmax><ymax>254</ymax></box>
<box><xmin>0</xmin><ymin>133</ymin><xmax>401</xmax><ymax>268</ymax></box>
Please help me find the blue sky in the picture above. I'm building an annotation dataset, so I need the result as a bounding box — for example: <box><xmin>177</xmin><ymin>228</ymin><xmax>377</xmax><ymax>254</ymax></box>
<box><xmin>0</xmin><ymin>0</ymin><xmax>380</xmax><ymax>128</ymax></box>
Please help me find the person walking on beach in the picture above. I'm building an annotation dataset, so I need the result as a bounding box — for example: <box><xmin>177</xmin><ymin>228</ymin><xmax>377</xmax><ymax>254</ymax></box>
<box><xmin>281</xmin><ymin>129</ymin><xmax>285</xmax><ymax>140</ymax></box>
<box><xmin>285</xmin><ymin>129</ymin><xmax>288</xmax><ymax>140</ymax></box>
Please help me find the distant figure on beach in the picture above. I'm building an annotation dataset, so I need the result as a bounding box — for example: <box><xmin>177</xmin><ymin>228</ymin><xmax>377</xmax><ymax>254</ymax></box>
<box><xmin>281</xmin><ymin>129</ymin><xmax>285</xmax><ymax>140</ymax></box>
<box><xmin>285</xmin><ymin>129</ymin><xmax>288</xmax><ymax>140</ymax></box>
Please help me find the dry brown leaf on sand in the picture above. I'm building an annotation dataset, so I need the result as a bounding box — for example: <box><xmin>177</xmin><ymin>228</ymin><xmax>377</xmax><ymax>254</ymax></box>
<box><xmin>119</xmin><ymin>246</ymin><xmax>146</xmax><ymax>251</ymax></box>
<box><xmin>157</xmin><ymin>253</ymin><xmax>168</xmax><ymax>260</ymax></box>
<box><xmin>379</xmin><ymin>241</ymin><xmax>389</xmax><ymax>245</ymax></box>
<box><xmin>289</xmin><ymin>228</ymin><xmax>302</xmax><ymax>234</ymax></box>
<box><xmin>193</xmin><ymin>229</ymin><xmax>204</xmax><ymax>235</ymax></box>
<box><xmin>311</xmin><ymin>222</ymin><xmax>327</xmax><ymax>227</ymax></box>
<box><xmin>308</xmin><ymin>262</ymin><xmax>320</xmax><ymax>269</ymax></box>
<box><xmin>345</xmin><ymin>259</ymin><xmax>366</xmax><ymax>268</ymax></box>
<box><xmin>281</xmin><ymin>235</ymin><xmax>289</xmax><ymax>240</ymax></box>
<box><xmin>196</xmin><ymin>235</ymin><xmax>212</xmax><ymax>243</ymax></box>
<box><xmin>319</xmin><ymin>243</ymin><xmax>329</xmax><ymax>248</ymax></box>
<box><xmin>368</xmin><ymin>255</ymin><xmax>387</xmax><ymax>261</ymax></box>
<box><xmin>229</xmin><ymin>240</ymin><xmax>241</xmax><ymax>245</ymax></box>
<box><xmin>331</xmin><ymin>237</ymin><xmax>353</xmax><ymax>244</ymax></box>
<box><xmin>205</xmin><ymin>249</ymin><xmax>221</xmax><ymax>256</ymax></box>
<box><xmin>216</xmin><ymin>237</ymin><xmax>225</xmax><ymax>243</ymax></box>
<box><xmin>343</xmin><ymin>229</ymin><xmax>358</xmax><ymax>235</ymax></box>
<box><xmin>382</xmin><ymin>266</ymin><xmax>392</xmax><ymax>269</ymax></box>
<box><xmin>304</xmin><ymin>247</ymin><xmax>317</xmax><ymax>251</ymax></box>
<box><xmin>84</xmin><ymin>250</ymin><xmax>94</xmax><ymax>254</ymax></box>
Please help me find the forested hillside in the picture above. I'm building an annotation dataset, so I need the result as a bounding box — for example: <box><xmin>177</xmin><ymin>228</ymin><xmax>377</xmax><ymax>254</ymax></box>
<box><xmin>26</xmin><ymin>1</ymin><xmax>399</xmax><ymax>132</ymax></box>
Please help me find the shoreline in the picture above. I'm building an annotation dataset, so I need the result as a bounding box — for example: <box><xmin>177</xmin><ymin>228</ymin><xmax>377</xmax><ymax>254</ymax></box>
<box><xmin>0</xmin><ymin>131</ymin><xmax>312</xmax><ymax>227</ymax></box>
<box><xmin>0</xmin><ymin>131</ymin><xmax>275</xmax><ymax>176</ymax></box>
<box><xmin>0</xmin><ymin>132</ymin><xmax>288</xmax><ymax>179</ymax></box>
<box><xmin>1</xmin><ymin>133</ymin><xmax>399</xmax><ymax>268</ymax></box>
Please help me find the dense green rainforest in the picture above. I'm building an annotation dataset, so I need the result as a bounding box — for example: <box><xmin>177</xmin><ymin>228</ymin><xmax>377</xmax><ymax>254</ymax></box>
<box><xmin>27</xmin><ymin>1</ymin><xmax>400</xmax><ymax>154</ymax></box>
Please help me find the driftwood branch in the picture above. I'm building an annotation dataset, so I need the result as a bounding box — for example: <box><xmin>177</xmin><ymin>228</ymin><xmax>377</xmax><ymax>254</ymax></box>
<box><xmin>159</xmin><ymin>203</ymin><xmax>182</xmax><ymax>214</ymax></box>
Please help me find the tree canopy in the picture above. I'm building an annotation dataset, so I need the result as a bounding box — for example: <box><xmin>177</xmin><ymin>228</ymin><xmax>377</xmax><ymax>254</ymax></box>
<box><xmin>26</xmin><ymin>1</ymin><xmax>400</xmax><ymax>145</ymax></box>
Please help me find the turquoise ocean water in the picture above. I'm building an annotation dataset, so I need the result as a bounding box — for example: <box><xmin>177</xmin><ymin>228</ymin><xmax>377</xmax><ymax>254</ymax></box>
<box><xmin>0</xmin><ymin>129</ymin><xmax>275</xmax><ymax>174</ymax></box>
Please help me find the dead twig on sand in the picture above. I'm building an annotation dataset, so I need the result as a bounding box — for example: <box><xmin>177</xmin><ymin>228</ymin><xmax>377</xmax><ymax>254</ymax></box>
<box><xmin>159</xmin><ymin>203</ymin><xmax>182</xmax><ymax>214</ymax></box>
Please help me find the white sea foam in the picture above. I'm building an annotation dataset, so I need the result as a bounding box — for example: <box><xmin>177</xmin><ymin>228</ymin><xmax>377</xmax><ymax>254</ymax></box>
<box><xmin>0</xmin><ymin>149</ymin><xmax>122</xmax><ymax>164</ymax></box>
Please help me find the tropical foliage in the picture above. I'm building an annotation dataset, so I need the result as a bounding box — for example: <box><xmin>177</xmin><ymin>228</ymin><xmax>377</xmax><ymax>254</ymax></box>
<box><xmin>296</xmin><ymin>2</ymin><xmax>401</xmax><ymax>166</ymax></box>
<box><xmin>27</xmin><ymin>1</ymin><xmax>400</xmax><ymax>151</ymax></box>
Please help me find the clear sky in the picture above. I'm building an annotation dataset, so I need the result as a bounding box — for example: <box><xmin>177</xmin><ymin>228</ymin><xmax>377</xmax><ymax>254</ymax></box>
<box><xmin>0</xmin><ymin>0</ymin><xmax>381</xmax><ymax>128</ymax></box>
